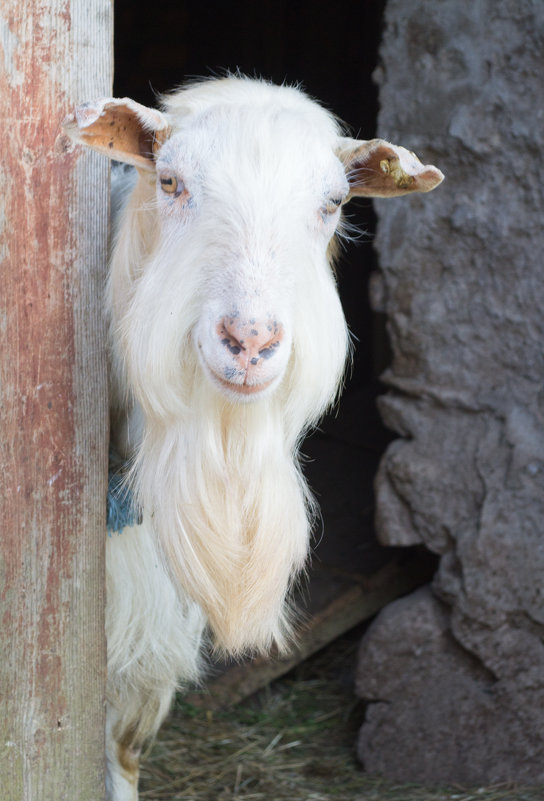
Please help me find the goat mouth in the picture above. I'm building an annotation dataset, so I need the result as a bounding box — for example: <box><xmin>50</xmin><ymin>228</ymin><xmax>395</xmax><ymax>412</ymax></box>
<box><xmin>213</xmin><ymin>373</ymin><xmax>275</xmax><ymax>396</ymax></box>
<box><xmin>198</xmin><ymin>346</ymin><xmax>279</xmax><ymax>399</ymax></box>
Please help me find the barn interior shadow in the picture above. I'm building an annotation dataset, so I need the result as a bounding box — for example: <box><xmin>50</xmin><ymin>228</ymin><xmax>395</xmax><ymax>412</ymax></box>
<box><xmin>113</xmin><ymin>0</ymin><xmax>436</xmax><ymax>684</ymax></box>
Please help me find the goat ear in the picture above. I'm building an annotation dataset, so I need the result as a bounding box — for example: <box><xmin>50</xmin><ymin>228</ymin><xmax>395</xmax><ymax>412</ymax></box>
<box><xmin>337</xmin><ymin>137</ymin><xmax>444</xmax><ymax>199</ymax></box>
<box><xmin>62</xmin><ymin>97</ymin><xmax>171</xmax><ymax>172</ymax></box>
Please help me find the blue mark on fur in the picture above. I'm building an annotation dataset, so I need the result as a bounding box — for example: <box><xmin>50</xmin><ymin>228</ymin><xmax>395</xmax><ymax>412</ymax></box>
<box><xmin>107</xmin><ymin>459</ymin><xmax>142</xmax><ymax>534</ymax></box>
<box><xmin>224</xmin><ymin>366</ymin><xmax>238</xmax><ymax>380</ymax></box>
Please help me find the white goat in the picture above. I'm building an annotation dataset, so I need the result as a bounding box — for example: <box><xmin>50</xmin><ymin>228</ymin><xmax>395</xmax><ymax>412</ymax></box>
<box><xmin>63</xmin><ymin>76</ymin><xmax>443</xmax><ymax>801</ymax></box>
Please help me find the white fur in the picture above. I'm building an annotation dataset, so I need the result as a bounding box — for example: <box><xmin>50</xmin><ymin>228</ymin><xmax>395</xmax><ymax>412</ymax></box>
<box><xmin>105</xmin><ymin>78</ymin><xmax>351</xmax><ymax>799</ymax></box>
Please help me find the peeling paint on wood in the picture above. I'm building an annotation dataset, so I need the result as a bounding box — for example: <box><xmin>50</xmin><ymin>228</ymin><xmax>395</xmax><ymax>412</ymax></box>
<box><xmin>0</xmin><ymin>1</ymin><xmax>112</xmax><ymax>799</ymax></box>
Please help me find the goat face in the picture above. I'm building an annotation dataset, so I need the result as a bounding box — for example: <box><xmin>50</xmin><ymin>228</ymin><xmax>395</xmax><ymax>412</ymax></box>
<box><xmin>152</xmin><ymin>109</ymin><xmax>350</xmax><ymax>405</ymax></box>
<box><xmin>64</xmin><ymin>79</ymin><xmax>443</xmax><ymax>416</ymax></box>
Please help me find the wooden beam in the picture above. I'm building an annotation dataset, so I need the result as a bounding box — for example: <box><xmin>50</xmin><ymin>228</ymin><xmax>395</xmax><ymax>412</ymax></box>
<box><xmin>0</xmin><ymin>2</ymin><xmax>112</xmax><ymax>799</ymax></box>
<box><xmin>186</xmin><ymin>551</ymin><xmax>436</xmax><ymax>710</ymax></box>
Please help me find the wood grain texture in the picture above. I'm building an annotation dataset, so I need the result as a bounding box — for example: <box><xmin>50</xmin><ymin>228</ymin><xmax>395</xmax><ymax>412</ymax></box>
<box><xmin>0</xmin><ymin>2</ymin><xmax>112</xmax><ymax>798</ymax></box>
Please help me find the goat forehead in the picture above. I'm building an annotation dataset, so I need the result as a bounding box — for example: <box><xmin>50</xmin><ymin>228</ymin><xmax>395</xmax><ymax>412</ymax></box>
<box><xmin>160</xmin><ymin>105</ymin><xmax>343</xmax><ymax>197</ymax></box>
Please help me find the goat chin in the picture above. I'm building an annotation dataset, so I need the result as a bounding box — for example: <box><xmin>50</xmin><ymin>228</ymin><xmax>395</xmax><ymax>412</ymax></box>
<box><xmin>132</xmin><ymin>371</ymin><xmax>315</xmax><ymax>657</ymax></box>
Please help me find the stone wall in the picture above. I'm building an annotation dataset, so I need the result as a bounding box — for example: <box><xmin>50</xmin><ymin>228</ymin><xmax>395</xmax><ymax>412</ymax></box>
<box><xmin>356</xmin><ymin>0</ymin><xmax>544</xmax><ymax>784</ymax></box>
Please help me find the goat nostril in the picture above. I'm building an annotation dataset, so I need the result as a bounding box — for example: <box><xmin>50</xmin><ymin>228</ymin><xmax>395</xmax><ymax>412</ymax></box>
<box><xmin>221</xmin><ymin>336</ymin><xmax>243</xmax><ymax>356</ymax></box>
<box><xmin>218</xmin><ymin>316</ymin><xmax>283</xmax><ymax>366</ymax></box>
<box><xmin>258</xmin><ymin>340</ymin><xmax>281</xmax><ymax>360</ymax></box>
<box><xmin>219</xmin><ymin>322</ymin><xmax>245</xmax><ymax>356</ymax></box>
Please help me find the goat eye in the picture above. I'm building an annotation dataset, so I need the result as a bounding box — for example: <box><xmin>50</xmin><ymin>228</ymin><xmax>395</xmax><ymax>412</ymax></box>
<box><xmin>323</xmin><ymin>196</ymin><xmax>343</xmax><ymax>215</ymax></box>
<box><xmin>159</xmin><ymin>174</ymin><xmax>180</xmax><ymax>195</ymax></box>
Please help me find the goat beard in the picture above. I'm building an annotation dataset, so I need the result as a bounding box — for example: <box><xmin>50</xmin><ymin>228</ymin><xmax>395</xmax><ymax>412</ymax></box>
<box><xmin>132</xmin><ymin>376</ymin><xmax>314</xmax><ymax>656</ymax></box>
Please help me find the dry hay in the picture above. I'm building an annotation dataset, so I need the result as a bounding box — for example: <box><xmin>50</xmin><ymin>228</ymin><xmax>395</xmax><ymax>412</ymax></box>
<box><xmin>139</xmin><ymin>631</ymin><xmax>543</xmax><ymax>801</ymax></box>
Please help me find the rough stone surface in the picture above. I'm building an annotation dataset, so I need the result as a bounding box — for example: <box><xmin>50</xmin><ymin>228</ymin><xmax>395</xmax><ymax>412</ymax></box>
<box><xmin>357</xmin><ymin>0</ymin><xmax>544</xmax><ymax>784</ymax></box>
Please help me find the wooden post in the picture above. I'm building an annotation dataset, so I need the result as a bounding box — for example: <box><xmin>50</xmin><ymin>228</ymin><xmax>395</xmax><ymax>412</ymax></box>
<box><xmin>0</xmin><ymin>1</ymin><xmax>112</xmax><ymax>799</ymax></box>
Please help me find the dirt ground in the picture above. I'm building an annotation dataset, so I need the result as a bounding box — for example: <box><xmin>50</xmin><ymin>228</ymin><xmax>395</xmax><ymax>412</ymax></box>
<box><xmin>138</xmin><ymin>629</ymin><xmax>543</xmax><ymax>801</ymax></box>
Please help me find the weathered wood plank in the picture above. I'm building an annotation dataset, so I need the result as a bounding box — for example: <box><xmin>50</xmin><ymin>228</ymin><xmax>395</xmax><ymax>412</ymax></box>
<box><xmin>185</xmin><ymin>551</ymin><xmax>436</xmax><ymax>710</ymax></box>
<box><xmin>0</xmin><ymin>2</ymin><xmax>112</xmax><ymax>799</ymax></box>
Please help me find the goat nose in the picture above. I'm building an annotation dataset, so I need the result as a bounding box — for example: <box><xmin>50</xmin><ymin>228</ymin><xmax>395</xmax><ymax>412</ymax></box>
<box><xmin>218</xmin><ymin>317</ymin><xmax>284</xmax><ymax>366</ymax></box>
